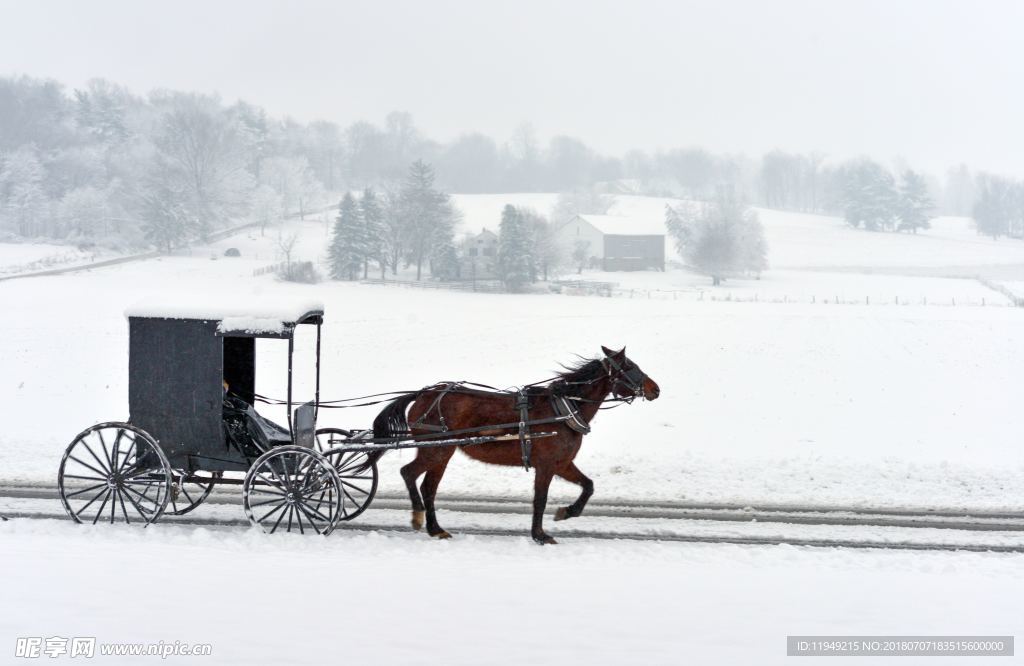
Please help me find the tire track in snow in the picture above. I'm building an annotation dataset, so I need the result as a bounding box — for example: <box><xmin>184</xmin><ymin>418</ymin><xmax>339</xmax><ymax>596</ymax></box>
<box><xmin>3</xmin><ymin>509</ymin><xmax>1024</xmax><ymax>554</ymax></box>
<box><xmin>4</xmin><ymin>485</ymin><xmax>1024</xmax><ymax>553</ymax></box>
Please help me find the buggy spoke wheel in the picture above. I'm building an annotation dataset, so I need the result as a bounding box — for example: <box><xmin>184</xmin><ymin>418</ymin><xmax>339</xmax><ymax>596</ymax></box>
<box><xmin>243</xmin><ymin>446</ymin><xmax>341</xmax><ymax>536</ymax></box>
<box><xmin>314</xmin><ymin>428</ymin><xmax>379</xmax><ymax>522</ymax></box>
<box><xmin>58</xmin><ymin>423</ymin><xmax>172</xmax><ymax>525</ymax></box>
<box><xmin>168</xmin><ymin>471</ymin><xmax>221</xmax><ymax>516</ymax></box>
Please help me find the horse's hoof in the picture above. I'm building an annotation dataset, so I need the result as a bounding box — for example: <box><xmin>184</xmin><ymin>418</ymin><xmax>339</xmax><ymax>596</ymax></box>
<box><xmin>554</xmin><ymin>507</ymin><xmax>570</xmax><ymax>521</ymax></box>
<box><xmin>431</xmin><ymin>530</ymin><xmax>452</xmax><ymax>539</ymax></box>
<box><xmin>533</xmin><ymin>534</ymin><xmax>558</xmax><ymax>545</ymax></box>
<box><xmin>411</xmin><ymin>511</ymin><xmax>425</xmax><ymax>531</ymax></box>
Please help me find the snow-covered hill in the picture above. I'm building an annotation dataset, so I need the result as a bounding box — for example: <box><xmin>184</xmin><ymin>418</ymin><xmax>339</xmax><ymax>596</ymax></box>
<box><xmin>452</xmin><ymin>193</ymin><xmax>1024</xmax><ymax>276</ymax></box>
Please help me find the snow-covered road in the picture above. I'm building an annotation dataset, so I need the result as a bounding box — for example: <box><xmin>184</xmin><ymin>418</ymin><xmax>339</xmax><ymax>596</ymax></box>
<box><xmin>6</xmin><ymin>486</ymin><xmax>1024</xmax><ymax>553</ymax></box>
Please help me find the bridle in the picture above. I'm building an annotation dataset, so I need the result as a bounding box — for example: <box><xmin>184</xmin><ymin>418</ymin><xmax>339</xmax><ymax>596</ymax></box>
<box><xmin>601</xmin><ymin>354</ymin><xmax>648</xmax><ymax>403</ymax></box>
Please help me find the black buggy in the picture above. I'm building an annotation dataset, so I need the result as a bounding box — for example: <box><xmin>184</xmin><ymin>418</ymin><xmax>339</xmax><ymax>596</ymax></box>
<box><xmin>56</xmin><ymin>302</ymin><xmax>378</xmax><ymax>535</ymax></box>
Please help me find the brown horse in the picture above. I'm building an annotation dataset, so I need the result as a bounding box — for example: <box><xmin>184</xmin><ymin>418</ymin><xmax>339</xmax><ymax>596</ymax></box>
<box><xmin>371</xmin><ymin>346</ymin><xmax>660</xmax><ymax>544</ymax></box>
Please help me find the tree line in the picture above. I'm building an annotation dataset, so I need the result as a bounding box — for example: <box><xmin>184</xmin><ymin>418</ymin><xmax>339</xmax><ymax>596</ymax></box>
<box><xmin>0</xmin><ymin>77</ymin><xmax>325</xmax><ymax>249</ymax></box>
<box><xmin>327</xmin><ymin>160</ymin><xmax>460</xmax><ymax>282</ymax></box>
<box><xmin>2</xmin><ymin>73</ymin><xmax>1021</xmax><ymax>249</ymax></box>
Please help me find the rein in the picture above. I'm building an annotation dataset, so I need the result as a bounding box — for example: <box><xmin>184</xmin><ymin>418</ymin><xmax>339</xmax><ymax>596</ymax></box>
<box><xmin>252</xmin><ymin>355</ymin><xmax>648</xmax><ymax>415</ymax></box>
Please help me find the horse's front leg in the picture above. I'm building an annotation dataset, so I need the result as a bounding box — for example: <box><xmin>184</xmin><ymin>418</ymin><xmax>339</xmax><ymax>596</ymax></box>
<box><xmin>531</xmin><ymin>465</ymin><xmax>557</xmax><ymax>545</ymax></box>
<box><xmin>553</xmin><ymin>461</ymin><xmax>594</xmax><ymax>522</ymax></box>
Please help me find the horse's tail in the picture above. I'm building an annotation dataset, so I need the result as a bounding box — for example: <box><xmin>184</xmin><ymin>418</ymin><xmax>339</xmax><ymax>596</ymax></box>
<box><xmin>367</xmin><ymin>391</ymin><xmax>420</xmax><ymax>466</ymax></box>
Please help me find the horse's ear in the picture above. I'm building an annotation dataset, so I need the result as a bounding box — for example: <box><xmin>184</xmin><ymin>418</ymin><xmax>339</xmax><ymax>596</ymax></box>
<box><xmin>601</xmin><ymin>345</ymin><xmax>614</xmax><ymax>357</ymax></box>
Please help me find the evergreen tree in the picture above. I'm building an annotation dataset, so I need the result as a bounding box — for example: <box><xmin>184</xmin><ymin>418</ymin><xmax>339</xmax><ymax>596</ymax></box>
<box><xmin>359</xmin><ymin>187</ymin><xmax>385</xmax><ymax>278</ymax></box>
<box><xmin>431</xmin><ymin>237</ymin><xmax>460</xmax><ymax>280</ymax></box>
<box><xmin>841</xmin><ymin>159</ymin><xmax>898</xmax><ymax>231</ymax></box>
<box><xmin>973</xmin><ymin>173</ymin><xmax>1013</xmax><ymax>239</ymax></box>
<box><xmin>327</xmin><ymin>193</ymin><xmax>364</xmax><ymax>280</ymax></box>
<box><xmin>896</xmin><ymin>170</ymin><xmax>933</xmax><ymax>233</ymax></box>
<box><xmin>497</xmin><ymin>204</ymin><xmax>534</xmax><ymax>292</ymax></box>
<box><xmin>398</xmin><ymin>160</ymin><xmax>458</xmax><ymax>280</ymax></box>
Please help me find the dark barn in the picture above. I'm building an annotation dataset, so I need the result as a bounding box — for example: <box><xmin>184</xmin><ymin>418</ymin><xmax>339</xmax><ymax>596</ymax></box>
<box><xmin>602</xmin><ymin>234</ymin><xmax>665</xmax><ymax>271</ymax></box>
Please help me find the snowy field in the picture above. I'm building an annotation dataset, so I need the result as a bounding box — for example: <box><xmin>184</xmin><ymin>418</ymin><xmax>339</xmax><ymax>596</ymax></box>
<box><xmin>2</xmin><ymin>208</ymin><xmax>1024</xmax><ymax>510</ymax></box>
<box><xmin>2</xmin><ymin>200</ymin><xmax>1023</xmax><ymax>664</ymax></box>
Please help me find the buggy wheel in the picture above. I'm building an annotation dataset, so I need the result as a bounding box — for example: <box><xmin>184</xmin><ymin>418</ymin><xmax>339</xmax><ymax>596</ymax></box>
<box><xmin>57</xmin><ymin>422</ymin><xmax>172</xmax><ymax>525</ymax></box>
<box><xmin>315</xmin><ymin>428</ymin><xmax>379</xmax><ymax>521</ymax></box>
<box><xmin>243</xmin><ymin>446</ymin><xmax>342</xmax><ymax>535</ymax></box>
<box><xmin>168</xmin><ymin>471</ymin><xmax>222</xmax><ymax>515</ymax></box>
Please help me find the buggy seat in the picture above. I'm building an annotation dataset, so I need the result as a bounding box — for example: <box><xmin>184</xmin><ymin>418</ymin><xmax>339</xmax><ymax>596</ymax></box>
<box><xmin>223</xmin><ymin>395</ymin><xmax>292</xmax><ymax>456</ymax></box>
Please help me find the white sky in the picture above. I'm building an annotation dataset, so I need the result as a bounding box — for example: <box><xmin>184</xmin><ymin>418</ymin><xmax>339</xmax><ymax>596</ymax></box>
<box><xmin>2</xmin><ymin>0</ymin><xmax>1023</xmax><ymax>176</ymax></box>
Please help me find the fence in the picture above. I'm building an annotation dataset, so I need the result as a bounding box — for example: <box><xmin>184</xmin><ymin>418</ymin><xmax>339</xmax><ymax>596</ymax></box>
<box><xmin>253</xmin><ymin>261</ymin><xmax>287</xmax><ymax>277</ymax></box>
<box><xmin>350</xmin><ymin>275</ymin><xmax>1022</xmax><ymax>309</ymax></box>
<box><xmin>362</xmin><ymin>278</ymin><xmax>506</xmax><ymax>293</ymax></box>
<box><xmin>588</xmin><ymin>288</ymin><xmax>1015</xmax><ymax>307</ymax></box>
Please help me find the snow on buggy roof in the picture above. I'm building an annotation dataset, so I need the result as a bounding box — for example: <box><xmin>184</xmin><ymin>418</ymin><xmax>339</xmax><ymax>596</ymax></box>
<box><xmin>125</xmin><ymin>297</ymin><xmax>324</xmax><ymax>336</ymax></box>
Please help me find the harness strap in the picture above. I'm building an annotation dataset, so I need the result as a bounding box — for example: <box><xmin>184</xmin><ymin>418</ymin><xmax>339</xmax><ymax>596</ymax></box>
<box><xmin>553</xmin><ymin>395</ymin><xmax>592</xmax><ymax>434</ymax></box>
<box><xmin>516</xmin><ymin>389</ymin><xmax>533</xmax><ymax>471</ymax></box>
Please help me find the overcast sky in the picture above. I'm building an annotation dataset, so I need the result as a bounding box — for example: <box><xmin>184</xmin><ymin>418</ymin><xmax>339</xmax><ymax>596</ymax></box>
<box><xmin>2</xmin><ymin>0</ymin><xmax>1023</xmax><ymax>177</ymax></box>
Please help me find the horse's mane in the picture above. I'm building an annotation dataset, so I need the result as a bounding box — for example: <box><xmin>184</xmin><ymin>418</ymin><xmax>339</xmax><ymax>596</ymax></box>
<box><xmin>552</xmin><ymin>356</ymin><xmax>605</xmax><ymax>386</ymax></box>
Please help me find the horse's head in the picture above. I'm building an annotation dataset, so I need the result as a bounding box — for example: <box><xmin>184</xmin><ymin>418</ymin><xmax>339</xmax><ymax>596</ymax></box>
<box><xmin>601</xmin><ymin>346</ymin><xmax>660</xmax><ymax>401</ymax></box>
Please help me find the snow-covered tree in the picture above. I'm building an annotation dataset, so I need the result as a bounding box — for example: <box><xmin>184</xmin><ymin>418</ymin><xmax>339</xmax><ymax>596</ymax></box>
<box><xmin>972</xmin><ymin>173</ymin><xmax>1014</xmax><ymax>239</ymax></box>
<box><xmin>520</xmin><ymin>207</ymin><xmax>562</xmax><ymax>281</ymax></box>
<box><xmin>359</xmin><ymin>187</ymin><xmax>386</xmax><ymax>278</ymax></box>
<box><xmin>840</xmin><ymin>159</ymin><xmax>899</xmax><ymax>231</ymax></box>
<box><xmin>0</xmin><ymin>147</ymin><xmax>48</xmax><ymax>236</ymax></box>
<box><xmin>398</xmin><ymin>160</ymin><xmax>459</xmax><ymax>280</ymax></box>
<box><xmin>250</xmin><ymin>184</ymin><xmax>283</xmax><ymax>236</ymax></box>
<box><xmin>665</xmin><ymin>193</ymin><xmax>768</xmax><ymax>285</ymax></box>
<box><xmin>138</xmin><ymin>182</ymin><xmax>192</xmax><ymax>252</ymax></box>
<box><xmin>150</xmin><ymin>92</ymin><xmax>253</xmax><ymax>239</ymax></box>
<box><xmin>430</xmin><ymin>236</ymin><xmax>460</xmax><ymax>280</ymax></box>
<box><xmin>258</xmin><ymin>155</ymin><xmax>323</xmax><ymax>219</ymax></box>
<box><xmin>327</xmin><ymin>193</ymin><xmax>364</xmax><ymax>280</ymax></box>
<box><xmin>379</xmin><ymin>188</ymin><xmax>405</xmax><ymax>276</ymax></box>
<box><xmin>572</xmin><ymin>239</ymin><xmax>591</xmax><ymax>275</ymax></box>
<box><xmin>497</xmin><ymin>204</ymin><xmax>534</xmax><ymax>292</ymax></box>
<box><xmin>57</xmin><ymin>186</ymin><xmax>108</xmax><ymax>238</ymax></box>
<box><xmin>897</xmin><ymin>170</ymin><xmax>933</xmax><ymax>233</ymax></box>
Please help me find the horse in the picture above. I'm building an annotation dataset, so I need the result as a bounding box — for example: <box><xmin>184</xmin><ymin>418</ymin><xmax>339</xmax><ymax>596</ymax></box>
<box><xmin>371</xmin><ymin>346</ymin><xmax>660</xmax><ymax>544</ymax></box>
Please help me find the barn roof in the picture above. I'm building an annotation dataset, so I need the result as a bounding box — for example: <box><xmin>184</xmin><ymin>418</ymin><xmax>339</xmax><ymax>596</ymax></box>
<box><xmin>577</xmin><ymin>214</ymin><xmax>665</xmax><ymax>236</ymax></box>
<box><xmin>125</xmin><ymin>297</ymin><xmax>324</xmax><ymax>335</ymax></box>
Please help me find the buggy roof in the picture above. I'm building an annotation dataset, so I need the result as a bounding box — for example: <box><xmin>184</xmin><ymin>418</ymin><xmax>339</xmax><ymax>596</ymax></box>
<box><xmin>125</xmin><ymin>297</ymin><xmax>324</xmax><ymax>337</ymax></box>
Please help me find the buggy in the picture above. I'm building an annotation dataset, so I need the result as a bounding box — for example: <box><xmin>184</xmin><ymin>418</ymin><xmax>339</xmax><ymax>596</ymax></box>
<box><xmin>56</xmin><ymin>300</ymin><xmax>381</xmax><ymax>535</ymax></box>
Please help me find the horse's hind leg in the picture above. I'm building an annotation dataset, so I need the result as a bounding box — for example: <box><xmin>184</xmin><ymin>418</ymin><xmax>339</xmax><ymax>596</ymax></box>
<box><xmin>420</xmin><ymin>446</ymin><xmax>456</xmax><ymax>538</ymax></box>
<box><xmin>553</xmin><ymin>461</ymin><xmax>594</xmax><ymax>522</ymax></box>
<box><xmin>400</xmin><ymin>453</ymin><xmax>430</xmax><ymax>531</ymax></box>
